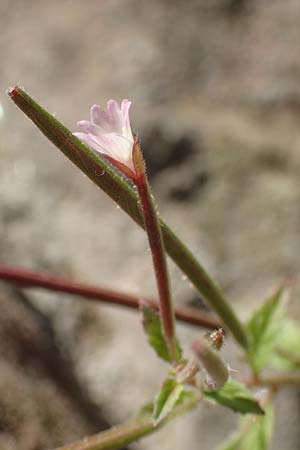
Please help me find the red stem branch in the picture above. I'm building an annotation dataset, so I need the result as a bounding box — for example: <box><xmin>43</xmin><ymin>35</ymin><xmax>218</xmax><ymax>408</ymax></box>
<box><xmin>135</xmin><ymin>174</ymin><xmax>178</xmax><ymax>361</ymax></box>
<box><xmin>0</xmin><ymin>264</ymin><xmax>220</xmax><ymax>330</ymax></box>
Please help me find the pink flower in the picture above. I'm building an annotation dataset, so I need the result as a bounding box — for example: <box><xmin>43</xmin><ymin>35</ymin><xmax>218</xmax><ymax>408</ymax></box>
<box><xmin>73</xmin><ymin>99</ymin><xmax>135</xmax><ymax>173</ymax></box>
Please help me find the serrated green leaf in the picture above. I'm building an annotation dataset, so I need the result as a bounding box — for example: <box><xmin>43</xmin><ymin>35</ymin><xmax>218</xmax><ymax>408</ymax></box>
<box><xmin>142</xmin><ymin>305</ymin><xmax>170</xmax><ymax>362</ymax></box>
<box><xmin>246</xmin><ymin>288</ymin><xmax>287</xmax><ymax>373</ymax></box>
<box><xmin>216</xmin><ymin>405</ymin><xmax>274</xmax><ymax>450</ymax></box>
<box><xmin>204</xmin><ymin>378</ymin><xmax>264</xmax><ymax>415</ymax></box>
<box><xmin>270</xmin><ymin>319</ymin><xmax>300</xmax><ymax>370</ymax></box>
<box><xmin>142</xmin><ymin>305</ymin><xmax>181</xmax><ymax>363</ymax></box>
<box><xmin>153</xmin><ymin>379</ymin><xmax>184</xmax><ymax>424</ymax></box>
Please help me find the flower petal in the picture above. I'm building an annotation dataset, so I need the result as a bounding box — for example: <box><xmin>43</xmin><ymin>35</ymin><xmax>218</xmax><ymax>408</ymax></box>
<box><xmin>74</xmin><ymin>132</ymin><xmax>102</xmax><ymax>153</ymax></box>
<box><xmin>74</xmin><ymin>99</ymin><xmax>135</xmax><ymax>173</ymax></box>
<box><xmin>73</xmin><ymin>131</ymin><xmax>93</xmax><ymax>146</ymax></box>
<box><xmin>90</xmin><ymin>105</ymin><xmax>112</xmax><ymax>132</ymax></box>
<box><xmin>121</xmin><ymin>99</ymin><xmax>131</xmax><ymax>118</ymax></box>
<box><xmin>107</xmin><ymin>100</ymin><xmax>124</xmax><ymax>134</ymax></box>
<box><xmin>96</xmin><ymin>133</ymin><xmax>133</xmax><ymax>168</ymax></box>
<box><xmin>121</xmin><ymin>99</ymin><xmax>133</xmax><ymax>140</ymax></box>
<box><xmin>77</xmin><ymin>120</ymin><xmax>102</xmax><ymax>135</ymax></box>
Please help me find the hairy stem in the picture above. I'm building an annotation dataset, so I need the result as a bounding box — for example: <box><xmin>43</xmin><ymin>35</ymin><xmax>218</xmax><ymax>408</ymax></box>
<box><xmin>135</xmin><ymin>174</ymin><xmax>177</xmax><ymax>362</ymax></box>
<box><xmin>7</xmin><ymin>85</ymin><xmax>248</xmax><ymax>349</ymax></box>
<box><xmin>55</xmin><ymin>394</ymin><xmax>200</xmax><ymax>450</ymax></box>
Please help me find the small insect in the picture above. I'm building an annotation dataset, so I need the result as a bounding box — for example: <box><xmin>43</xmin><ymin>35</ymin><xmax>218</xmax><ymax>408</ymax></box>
<box><xmin>206</xmin><ymin>327</ymin><xmax>226</xmax><ymax>350</ymax></box>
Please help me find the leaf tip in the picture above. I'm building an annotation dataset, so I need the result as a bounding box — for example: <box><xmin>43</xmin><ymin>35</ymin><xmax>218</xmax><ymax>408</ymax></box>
<box><xmin>6</xmin><ymin>85</ymin><xmax>22</xmax><ymax>98</ymax></box>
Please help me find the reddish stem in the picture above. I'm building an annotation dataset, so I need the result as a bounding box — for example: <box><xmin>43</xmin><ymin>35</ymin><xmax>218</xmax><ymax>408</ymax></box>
<box><xmin>0</xmin><ymin>264</ymin><xmax>220</xmax><ymax>330</ymax></box>
<box><xmin>135</xmin><ymin>174</ymin><xmax>177</xmax><ymax>361</ymax></box>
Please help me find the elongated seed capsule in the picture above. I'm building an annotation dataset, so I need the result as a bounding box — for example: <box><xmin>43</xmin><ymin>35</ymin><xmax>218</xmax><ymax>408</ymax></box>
<box><xmin>192</xmin><ymin>337</ymin><xmax>229</xmax><ymax>390</ymax></box>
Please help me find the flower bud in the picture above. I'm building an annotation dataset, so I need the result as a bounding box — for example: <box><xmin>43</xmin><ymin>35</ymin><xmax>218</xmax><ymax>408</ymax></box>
<box><xmin>192</xmin><ymin>337</ymin><xmax>229</xmax><ymax>390</ymax></box>
<box><xmin>73</xmin><ymin>99</ymin><xmax>139</xmax><ymax>180</ymax></box>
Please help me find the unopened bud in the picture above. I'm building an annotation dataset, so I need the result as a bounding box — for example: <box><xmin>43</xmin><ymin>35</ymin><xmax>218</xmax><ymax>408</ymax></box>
<box><xmin>192</xmin><ymin>337</ymin><xmax>229</xmax><ymax>390</ymax></box>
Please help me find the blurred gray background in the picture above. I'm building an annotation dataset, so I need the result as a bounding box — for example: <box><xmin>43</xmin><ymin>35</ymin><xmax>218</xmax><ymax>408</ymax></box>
<box><xmin>1</xmin><ymin>0</ymin><xmax>300</xmax><ymax>449</ymax></box>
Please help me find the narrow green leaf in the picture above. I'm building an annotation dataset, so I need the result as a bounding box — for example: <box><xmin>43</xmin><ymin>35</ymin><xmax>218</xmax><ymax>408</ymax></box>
<box><xmin>216</xmin><ymin>405</ymin><xmax>274</xmax><ymax>450</ymax></box>
<box><xmin>176</xmin><ymin>389</ymin><xmax>197</xmax><ymax>405</ymax></box>
<box><xmin>138</xmin><ymin>389</ymin><xmax>197</xmax><ymax>421</ymax></box>
<box><xmin>246</xmin><ymin>288</ymin><xmax>287</xmax><ymax>373</ymax></box>
<box><xmin>270</xmin><ymin>319</ymin><xmax>300</xmax><ymax>370</ymax></box>
<box><xmin>142</xmin><ymin>304</ymin><xmax>181</xmax><ymax>363</ymax></box>
<box><xmin>8</xmin><ymin>86</ymin><xmax>249</xmax><ymax>350</ymax></box>
<box><xmin>204</xmin><ymin>378</ymin><xmax>264</xmax><ymax>415</ymax></box>
<box><xmin>154</xmin><ymin>379</ymin><xmax>184</xmax><ymax>424</ymax></box>
<box><xmin>173</xmin><ymin>335</ymin><xmax>182</xmax><ymax>362</ymax></box>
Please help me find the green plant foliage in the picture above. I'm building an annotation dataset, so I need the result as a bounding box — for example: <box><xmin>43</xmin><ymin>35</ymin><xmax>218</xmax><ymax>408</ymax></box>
<box><xmin>270</xmin><ymin>319</ymin><xmax>300</xmax><ymax>370</ymax></box>
<box><xmin>246</xmin><ymin>288</ymin><xmax>287</xmax><ymax>373</ymax></box>
<box><xmin>9</xmin><ymin>86</ymin><xmax>298</xmax><ymax>450</ymax></box>
<box><xmin>217</xmin><ymin>405</ymin><xmax>274</xmax><ymax>450</ymax></box>
<box><xmin>8</xmin><ymin>86</ymin><xmax>249</xmax><ymax>350</ymax></box>
<box><xmin>153</xmin><ymin>379</ymin><xmax>184</xmax><ymax>424</ymax></box>
<box><xmin>142</xmin><ymin>304</ymin><xmax>182</xmax><ymax>363</ymax></box>
<box><xmin>139</xmin><ymin>388</ymin><xmax>196</xmax><ymax>424</ymax></box>
<box><xmin>204</xmin><ymin>378</ymin><xmax>264</xmax><ymax>415</ymax></box>
<box><xmin>138</xmin><ymin>401</ymin><xmax>155</xmax><ymax>418</ymax></box>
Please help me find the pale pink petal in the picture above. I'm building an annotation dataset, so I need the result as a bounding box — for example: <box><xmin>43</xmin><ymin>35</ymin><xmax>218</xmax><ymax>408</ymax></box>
<box><xmin>121</xmin><ymin>99</ymin><xmax>131</xmax><ymax>119</ymax></box>
<box><xmin>90</xmin><ymin>105</ymin><xmax>112</xmax><ymax>131</ymax></box>
<box><xmin>73</xmin><ymin>132</ymin><xmax>95</xmax><ymax>147</ymax></box>
<box><xmin>77</xmin><ymin>120</ymin><xmax>102</xmax><ymax>135</ymax></box>
<box><xmin>91</xmin><ymin>133</ymin><xmax>133</xmax><ymax>167</ymax></box>
<box><xmin>73</xmin><ymin>132</ymin><xmax>111</xmax><ymax>156</ymax></box>
<box><xmin>107</xmin><ymin>100</ymin><xmax>123</xmax><ymax>133</ymax></box>
<box><xmin>74</xmin><ymin>99</ymin><xmax>135</xmax><ymax>172</ymax></box>
<box><xmin>84</xmin><ymin>134</ymin><xmax>109</xmax><ymax>154</ymax></box>
<box><xmin>121</xmin><ymin>99</ymin><xmax>133</xmax><ymax>140</ymax></box>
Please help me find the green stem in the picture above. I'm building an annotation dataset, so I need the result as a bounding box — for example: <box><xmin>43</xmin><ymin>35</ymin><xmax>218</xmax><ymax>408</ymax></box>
<box><xmin>162</xmin><ymin>225</ymin><xmax>248</xmax><ymax>349</ymax></box>
<box><xmin>7</xmin><ymin>85</ymin><xmax>248</xmax><ymax>350</ymax></box>
<box><xmin>55</xmin><ymin>395</ymin><xmax>200</xmax><ymax>450</ymax></box>
<box><xmin>56</xmin><ymin>419</ymin><xmax>153</xmax><ymax>450</ymax></box>
<box><xmin>135</xmin><ymin>174</ymin><xmax>177</xmax><ymax>362</ymax></box>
